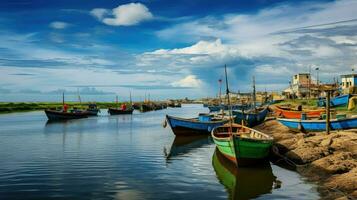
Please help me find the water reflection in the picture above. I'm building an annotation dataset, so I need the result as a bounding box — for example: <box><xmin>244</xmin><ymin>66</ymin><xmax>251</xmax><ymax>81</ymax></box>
<box><xmin>165</xmin><ymin>135</ymin><xmax>213</xmax><ymax>161</ymax></box>
<box><xmin>212</xmin><ymin>149</ymin><xmax>278</xmax><ymax>200</ymax></box>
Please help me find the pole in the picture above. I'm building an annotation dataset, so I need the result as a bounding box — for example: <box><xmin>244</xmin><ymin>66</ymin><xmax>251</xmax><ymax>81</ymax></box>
<box><xmin>309</xmin><ymin>66</ymin><xmax>311</xmax><ymax>99</ymax></box>
<box><xmin>219</xmin><ymin>78</ymin><xmax>222</xmax><ymax>105</ymax></box>
<box><xmin>62</xmin><ymin>92</ymin><xmax>65</xmax><ymax>109</ymax></box>
<box><xmin>116</xmin><ymin>95</ymin><xmax>118</xmax><ymax>108</ymax></box>
<box><xmin>252</xmin><ymin>76</ymin><xmax>256</xmax><ymax>109</ymax></box>
<box><xmin>326</xmin><ymin>90</ymin><xmax>331</xmax><ymax>134</ymax></box>
<box><xmin>224</xmin><ymin>64</ymin><xmax>238</xmax><ymax>165</ymax></box>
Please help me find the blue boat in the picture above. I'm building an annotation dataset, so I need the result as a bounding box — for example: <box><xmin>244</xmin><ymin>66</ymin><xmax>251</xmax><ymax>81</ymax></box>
<box><xmin>232</xmin><ymin>107</ymin><xmax>269</xmax><ymax>127</ymax></box>
<box><xmin>277</xmin><ymin>116</ymin><xmax>357</xmax><ymax>132</ymax></box>
<box><xmin>165</xmin><ymin>114</ymin><xmax>229</xmax><ymax>136</ymax></box>
<box><xmin>208</xmin><ymin>104</ymin><xmax>250</xmax><ymax>112</ymax></box>
<box><xmin>317</xmin><ymin>94</ymin><xmax>349</xmax><ymax>107</ymax></box>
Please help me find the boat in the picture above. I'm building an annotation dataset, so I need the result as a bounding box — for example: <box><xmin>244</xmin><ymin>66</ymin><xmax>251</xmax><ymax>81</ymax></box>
<box><xmin>85</xmin><ymin>103</ymin><xmax>100</xmax><ymax>116</ymax></box>
<box><xmin>317</xmin><ymin>94</ymin><xmax>349</xmax><ymax>107</ymax></box>
<box><xmin>140</xmin><ymin>103</ymin><xmax>153</xmax><ymax>112</ymax></box>
<box><xmin>165</xmin><ymin>135</ymin><xmax>212</xmax><ymax>160</ymax></box>
<box><xmin>277</xmin><ymin>115</ymin><xmax>357</xmax><ymax>132</ymax></box>
<box><xmin>108</xmin><ymin>107</ymin><xmax>134</xmax><ymax>115</ymax></box>
<box><xmin>212</xmin><ymin>123</ymin><xmax>273</xmax><ymax>165</ymax></box>
<box><xmin>45</xmin><ymin>109</ymin><xmax>88</xmax><ymax>121</ymax></box>
<box><xmin>212</xmin><ymin>149</ymin><xmax>276</xmax><ymax>200</ymax></box>
<box><xmin>232</xmin><ymin>107</ymin><xmax>269</xmax><ymax>127</ymax></box>
<box><xmin>108</xmin><ymin>95</ymin><xmax>134</xmax><ymax>115</ymax></box>
<box><xmin>165</xmin><ymin>114</ymin><xmax>230</xmax><ymax>136</ymax></box>
<box><xmin>208</xmin><ymin>104</ymin><xmax>250</xmax><ymax>112</ymax></box>
<box><xmin>273</xmin><ymin>105</ymin><xmax>325</xmax><ymax>119</ymax></box>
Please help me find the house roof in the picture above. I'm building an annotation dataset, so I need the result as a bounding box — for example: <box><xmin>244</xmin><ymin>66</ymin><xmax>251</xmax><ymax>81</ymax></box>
<box><xmin>341</xmin><ymin>74</ymin><xmax>357</xmax><ymax>78</ymax></box>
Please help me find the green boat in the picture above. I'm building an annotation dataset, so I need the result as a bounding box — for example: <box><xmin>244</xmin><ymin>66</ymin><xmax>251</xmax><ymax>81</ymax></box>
<box><xmin>212</xmin><ymin>149</ymin><xmax>277</xmax><ymax>200</ymax></box>
<box><xmin>211</xmin><ymin>123</ymin><xmax>273</xmax><ymax>165</ymax></box>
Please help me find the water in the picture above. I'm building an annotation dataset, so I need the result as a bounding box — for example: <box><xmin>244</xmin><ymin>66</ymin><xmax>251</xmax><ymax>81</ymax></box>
<box><xmin>0</xmin><ymin>104</ymin><xmax>320</xmax><ymax>200</ymax></box>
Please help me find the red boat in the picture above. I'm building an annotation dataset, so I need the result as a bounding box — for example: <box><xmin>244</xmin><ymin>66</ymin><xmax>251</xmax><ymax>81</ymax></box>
<box><xmin>273</xmin><ymin>105</ymin><xmax>325</xmax><ymax>119</ymax></box>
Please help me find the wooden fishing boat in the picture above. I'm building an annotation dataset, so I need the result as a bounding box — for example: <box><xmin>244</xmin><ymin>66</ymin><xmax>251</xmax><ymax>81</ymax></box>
<box><xmin>208</xmin><ymin>104</ymin><xmax>250</xmax><ymax>112</ymax></box>
<box><xmin>212</xmin><ymin>149</ymin><xmax>276</xmax><ymax>200</ymax></box>
<box><xmin>317</xmin><ymin>94</ymin><xmax>349</xmax><ymax>107</ymax></box>
<box><xmin>232</xmin><ymin>107</ymin><xmax>269</xmax><ymax>127</ymax></box>
<box><xmin>165</xmin><ymin>114</ymin><xmax>230</xmax><ymax>136</ymax></box>
<box><xmin>85</xmin><ymin>104</ymin><xmax>100</xmax><ymax>116</ymax></box>
<box><xmin>140</xmin><ymin>104</ymin><xmax>153</xmax><ymax>112</ymax></box>
<box><xmin>45</xmin><ymin>109</ymin><xmax>88</xmax><ymax>121</ymax></box>
<box><xmin>273</xmin><ymin>105</ymin><xmax>325</xmax><ymax>119</ymax></box>
<box><xmin>108</xmin><ymin>107</ymin><xmax>134</xmax><ymax>115</ymax></box>
<box><xmin>277</xmin><ymin>115</ymin><xmax>357</xmax><ymax>132</ymax></box>
<box><xmin>211</xmin><ymin>123</ymin><xmax>273</xmax><ymax>165</ymax></box>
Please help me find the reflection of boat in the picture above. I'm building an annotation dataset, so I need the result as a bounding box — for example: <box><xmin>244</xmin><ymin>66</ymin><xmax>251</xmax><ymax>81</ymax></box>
<box><xmin>165</xmin><ymin>114</ymin><xmax>229</xmax><ymax>136</ymax></box>
<box><xmin>277</xmin><ymin>116</ymin><xmax>357</xmax><ymax>132</ymax></box>
<box><xmin>232</xmin><ymin>107</ymin><xmax>269</xmax><ymax>127</ymax></box>
<box><xmin>212</xmin><ymin>123</ymin><xmax>273</xmax><ymax>165</ymax></box>
<box><xmin>212</xmin><ymin>149</ymin><xmax>276</xmax><ymax>200</ymax></box>
<box><xmin>273</xmin><ymin>105</ymin><xmax>324</xmax><ymax>119</ymax></box>
<box><xmin>45</xmin><ymin>109</ymin><xmax>88</xmax><ymax>121</ymax></box>
<box><xmin>165</xmin><ymin>135</ymin><xmax>212</xmax><ymax>160</ymax></box>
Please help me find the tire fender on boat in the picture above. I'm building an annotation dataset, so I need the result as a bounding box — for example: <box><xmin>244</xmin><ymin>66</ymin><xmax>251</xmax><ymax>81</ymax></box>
<box><xmin>162</xmin><ymin>119</ymin><xmax>167</xmax><ymax>128</ymax></box>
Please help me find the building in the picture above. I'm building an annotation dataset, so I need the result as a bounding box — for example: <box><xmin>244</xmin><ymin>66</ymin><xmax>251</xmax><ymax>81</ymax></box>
<box><xmin>284</xmin><ymin>73</ymin><xmax>313</xmax><ymax>98</ymax></box>
<box><xmin>340</xmin><ymin>74</ymin><xmax>357</xmax><ymax>94</ymax></box>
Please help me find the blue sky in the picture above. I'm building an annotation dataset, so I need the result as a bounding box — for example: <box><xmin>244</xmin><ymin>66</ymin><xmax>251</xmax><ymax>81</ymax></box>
<box><xmin>1</xmin><ymin>0</ymin><xmax>357</xmax><ymax>101</ymax></box>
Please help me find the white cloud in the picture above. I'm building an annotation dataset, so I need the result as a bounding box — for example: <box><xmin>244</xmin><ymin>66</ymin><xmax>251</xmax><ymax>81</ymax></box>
<box><xmin>171</xmin><ymin>75</ymin><xmax>202</xmax><ymax>88</ymax></box>
<box><xmin>91</xmin><ymin>3</ymin><xmax>153</xmax><ymax>26</ymax></box>
<box><xmin>90</xmin><ymin>8</ymin><xmax>109</xmax><ymax>20</ymax></box>
<box><xmin>49</xmin><ymin>21</ymin><xmax>70</xmax><ymax>29</ymax></box>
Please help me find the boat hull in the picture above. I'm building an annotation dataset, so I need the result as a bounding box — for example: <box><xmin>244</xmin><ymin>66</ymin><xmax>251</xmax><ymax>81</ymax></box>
<box><xmin>211</xmin><ymin>124</ymin><xmax>273</xmax><ymax>165</ymax></box>
<box><xmin>213</xmin><ymin>135</ymin><xmax>272</xmax><ymax>165</ymax></box>
<box><xmin>317</xmin><ymin>94</ymin><xmax>349</xmax><ymax>107</ymax></box>
<box><xmin>232</xmin><ymin>107</ymin><xmax>268</xmax><ymax>127</ymax></box>
<box><xmin>166</xmin><ymin>115</ymin><xmax>228</xmax><ymax>136</ymax></box>
<box><xmin>274</xmin><ymin>106</ymin><xmax>325</xmax><ymax>119</ymax></box>
<box><xmin>277</xmin><ymin>116</ymin><xmax>357</xmax><ymax>132</ymax></box>
<box><xmin>108</xmin><ymin>108</ymin><xmax>134</xmax><ymax>115</ymax></box>
<box><xmin>45</xmin><ymin>110</ymin><xmax>88</xmax><ymax>121</ymax></box>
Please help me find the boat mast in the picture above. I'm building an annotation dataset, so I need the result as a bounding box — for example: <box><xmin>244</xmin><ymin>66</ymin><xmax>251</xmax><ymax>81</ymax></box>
<box><xmin>219</xmin><ymin>78</ymin><xmax>222</xmax><ymax>105</ymax></box>
<box><xmin>224</xmin><ymin>65</ymin><xmax>233</xmax><ymax>130</ymax></box>
<box><xmin>62</xmin><ymin>92</ymin><xmax>65</xmax><ymax>109</ymax></box>
<box><xmin>252</xmin><ymin>76</ymin><xmax>256</xmax><ymax>109</ymax></box>
<box><xmin>116</xmin><ymin>95</ymin><xmax>118</xmax><ymax>108</ymax></box>
<box><xmin>224</xmin><ymin>64</ymin><xmax>239</xmax><ymax>166</ymax></box>
<box><xmin>77</xmin><ymin>88</ymin><xmax>82</xmax><ymax>106</ymax></box>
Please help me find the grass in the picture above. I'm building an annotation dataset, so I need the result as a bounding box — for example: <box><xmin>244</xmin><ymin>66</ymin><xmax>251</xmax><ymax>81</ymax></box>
<box><xmin>0</xmin><ymin>102</ymin><xmax>130</xmax><ymax>114</ymax></box>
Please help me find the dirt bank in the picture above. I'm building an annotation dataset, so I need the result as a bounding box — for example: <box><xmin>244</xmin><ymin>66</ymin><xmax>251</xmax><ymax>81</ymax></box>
<box><xmin>255</xmin><ymin>120</ymin><xmax>357</xmax><ymax>199</ymax></box>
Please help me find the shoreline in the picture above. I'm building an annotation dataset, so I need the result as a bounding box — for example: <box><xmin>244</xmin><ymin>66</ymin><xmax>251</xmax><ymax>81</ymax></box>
<box><xmin>255</xmin><ymin>119</ymin><xmax>357</xmax><ymax>199</ymax></box>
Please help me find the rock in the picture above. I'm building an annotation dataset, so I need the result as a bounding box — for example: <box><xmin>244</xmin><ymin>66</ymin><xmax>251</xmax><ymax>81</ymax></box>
<box><xmin>321</xmin><ymin>137</ymin><xmax>333</xmax><ymax>147</ymax></box>
<box><xmin>324</xmin><ymin>168</ymin><xmax>357</xmax><ymax>197</ymax></box>
<box><xmin>308</xmin><ymin>152</ymin><xmax>357</xmax><ymax>175</ymax></box>
<box><xmin>286</xmin><ymin>146</ymin><xmax>329</xmax><ymax>164</ymax></box>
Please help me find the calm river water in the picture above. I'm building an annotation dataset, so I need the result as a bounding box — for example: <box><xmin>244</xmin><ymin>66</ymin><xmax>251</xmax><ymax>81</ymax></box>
<box><xmin>0</xmin><ymin>104</ymin><xmax>320</xmax><ymax>200</ymax></box>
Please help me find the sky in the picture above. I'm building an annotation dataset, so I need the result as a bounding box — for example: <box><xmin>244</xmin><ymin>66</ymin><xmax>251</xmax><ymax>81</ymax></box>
<box><xmin>1</xmin><ymin>0</ymin><xmax>357</xmax><ymax>101</ymax></box>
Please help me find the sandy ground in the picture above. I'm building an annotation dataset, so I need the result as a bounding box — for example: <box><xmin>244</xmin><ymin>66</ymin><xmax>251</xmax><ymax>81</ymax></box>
<box><xmin>255</xmin><ymin>119</ymin><xmax>357</xmax><ymax>200</ymax></box>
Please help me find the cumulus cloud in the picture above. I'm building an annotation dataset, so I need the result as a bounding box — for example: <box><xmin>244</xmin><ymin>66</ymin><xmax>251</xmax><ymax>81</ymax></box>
<box><xmin>49</xmin><ymin>21</ymin><xmax>70</xmax><ymax>29</ymax></box>
<box><xmin>91</xmin><ymin>3</ymin><xmax>153</xmax><ymax>26</ymax></box>
<box><xmin>171</xmin><ymin>75</ymin><xmax>202</xmax><ymax>88</ymax></box>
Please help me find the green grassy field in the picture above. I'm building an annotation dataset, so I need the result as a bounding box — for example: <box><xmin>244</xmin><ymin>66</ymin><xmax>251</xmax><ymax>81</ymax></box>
<box><xmin>0</xmin><ymin>102</ymin><xmax>129</xmax><ymax>114</ymax></box>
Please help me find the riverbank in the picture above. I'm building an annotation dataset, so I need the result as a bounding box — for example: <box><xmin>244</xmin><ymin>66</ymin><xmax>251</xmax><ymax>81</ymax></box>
<box><xmin>255</xmin><ymin>119</ymin><xmax>357</xmax><ymax>199</ymax></box>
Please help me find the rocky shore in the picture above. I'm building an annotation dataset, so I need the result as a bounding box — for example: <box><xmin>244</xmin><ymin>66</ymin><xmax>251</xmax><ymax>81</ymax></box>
<box><xmin>255</xmin><ymin>120</ymin><xmax>357</xmax><ymax>199</ymax></box>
